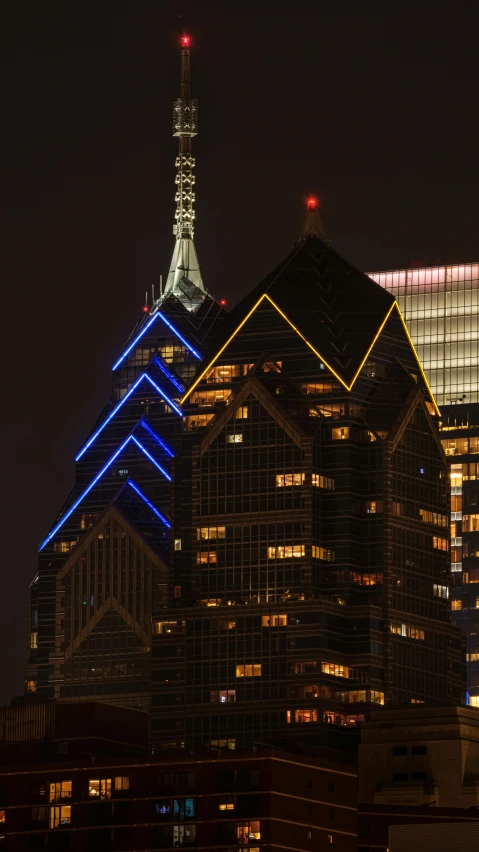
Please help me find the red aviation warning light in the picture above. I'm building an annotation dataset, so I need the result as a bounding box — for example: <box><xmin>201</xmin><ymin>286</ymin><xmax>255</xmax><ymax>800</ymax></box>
<box><xmin>181</xmin><ymin>34</ymin><xmax>192</xmax><ymax>48</ymax></box>
<box><xmin>307</xmin><ymin>196</ymin><xmax>318</xmax><ymax>211</ymax></box>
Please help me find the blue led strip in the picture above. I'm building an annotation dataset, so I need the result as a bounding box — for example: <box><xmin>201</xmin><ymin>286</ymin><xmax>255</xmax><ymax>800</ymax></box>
<box><xmin>143</xmin><ymin>374</ymin><xmax>182</xmax><ymax>417</ymax></box>
<box><xmin>112</xmin><ymin>310</ymin><xmax>201</xmax><ymax>371</ymax></box>
<box><xmin>154</xmin><ymin>357</ymin><xmax>184</xmax><ymax>393</ymax></box>
<box><xmin>39</xmin><ymin>435</ymin><xmax>171</xmax><ymax>551</ymax></box>
<box><xmin>140</xmin><ymin>420</ymin><xmax>175</xmax><ymax>458</ymax></box>
<box><xmin>75</xmin><ymin>373</ymin><xmax>181</xmax><ymax>461</ymax></box>
<box><xmin>130</xmin><ymin>436</ymin><xmax>171</xmax><ymax>480</ymax></box>
<box><xmin>126</xmin><ymin>479</ymin><xmax>171</xmax><ymax>528</ymax></box>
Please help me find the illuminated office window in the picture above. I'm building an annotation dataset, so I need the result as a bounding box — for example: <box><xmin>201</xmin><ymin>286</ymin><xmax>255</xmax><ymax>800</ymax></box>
<box><xmin>236</xmin><ymin>664</ymin><xmax>261</xmax><ymax>677</ymax></box>
<box><xmin>276</xmin><ymin>473</ymin><xmax>305</xmax><ymax>487</ymax></box>
<box><xmin>197</xmin><ymin>527</ymin><xmax>226</xmax><ymax>540</ymax></box>
<box><xmin>312</xmin><ymin>545</ymin><xmax>335</xmax><ymax>561</ymax></box>
<box><xmin>267</xmin><ymin>545</ymin><xmax>305</xmax><ymax>558</ymax></box>
<box><xmin>321</xmin><ymin>662</ymin><xmax>349</xmax><ymax>678</ymax></box>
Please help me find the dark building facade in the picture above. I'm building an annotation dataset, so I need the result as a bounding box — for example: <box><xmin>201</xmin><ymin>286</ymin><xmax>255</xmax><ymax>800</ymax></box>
<box><xmin>150</xmin><ymin>227</ymin><xmax>465</xmax><ymax>751</ymax></box>
<box><xmin>0</xmin><ymin>716</ymin><xmax>357</xmax><ymax>852</ymax></box>
<box><xmin>25</xmin><ymin>40</ymin><xmax>465</xmax><ymax>752</ymax></box>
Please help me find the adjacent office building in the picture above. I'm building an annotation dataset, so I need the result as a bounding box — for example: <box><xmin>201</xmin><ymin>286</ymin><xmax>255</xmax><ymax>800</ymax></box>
<box><xmin>25</xmin><ymin>39</ymin><xmax>466</xmax><ymax>753</ymax></box>
<box><xmin>372</xmin><ymin>264</ymin><xmax>479</xmax><ymax>705</ymax></box>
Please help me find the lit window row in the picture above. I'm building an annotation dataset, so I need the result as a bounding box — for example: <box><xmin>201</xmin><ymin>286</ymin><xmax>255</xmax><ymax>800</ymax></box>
<box><xmin>419</xmin><ymin>509</ymin><xmax>448</xmax><ymax>527</ymax></box>
<box><xmin>235</xmin><ymin>664</ymin><xmax>261</xmax><ymax>677</ymax></box>
<box><xmin>312</xmin><ymin>545</ymin><xmax>335</xmax><ymax>562</ymax></box>
<box><xmin>190</xmin><ymin>389</ymin><xmax>232</xmax><ymax>406</ymax></box>
<box><xmin>433</xmin><ymin>536</ymin><xmax>449</xmax><ymax>551</ymax></box>
<box><xmin>321</xmin><ymin>661</ymin><xmax>350</xmax><ymax>678</ymax></box>
<box><xmin>197</xmin><ymin>526</ymin><xmax>226</xmax><ymax>540</ymax></box>
<box><xmin>433</xmin><ymin>583</ymin><xmax>449</xmax><ymax>599</ymax></box>
<box><xmin>312</xmin><ymin>473</ymin><xmax>335</xmax><ymax>490</ymax></box>
<box><xmin>390</xmin><ymin>622</ymin><xmax>425</xmax><ymax>640</ymax></box>
<box><xmin>267</xmin><ymin>545</ymin><xmax>305</xmax><ymax>558</ymax></box>
<box><xmin>205</xmin><ymin>364</ymin><xmax>254</xmax><ymax>383</ymax></box>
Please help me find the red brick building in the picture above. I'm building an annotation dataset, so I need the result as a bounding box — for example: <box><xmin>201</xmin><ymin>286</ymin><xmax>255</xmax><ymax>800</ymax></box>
<box><xmin>0</xmin><ymin>704</ymin><xmax>357</xmax><ymax>851</ymax></box>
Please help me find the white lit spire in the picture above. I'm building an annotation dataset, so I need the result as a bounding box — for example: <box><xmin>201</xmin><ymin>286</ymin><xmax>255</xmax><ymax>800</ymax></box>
<box><xmin>163</xmin><ymin>34</ymin><xmax>206</xmax><ymax>311</ymax></box>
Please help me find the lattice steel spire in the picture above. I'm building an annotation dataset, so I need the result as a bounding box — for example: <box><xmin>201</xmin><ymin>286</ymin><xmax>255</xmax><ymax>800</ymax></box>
<box><xmin>163</xmin><ymin>34</ymin><xmax>206</xmax><ymax>311</ymax></box>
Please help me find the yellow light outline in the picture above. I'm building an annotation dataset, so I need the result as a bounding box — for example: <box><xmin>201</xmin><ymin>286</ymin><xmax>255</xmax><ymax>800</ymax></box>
<box><xmin>181</xmin><ymin>293</ymin><xmax>440</xmax><ymax>415</ymax></box>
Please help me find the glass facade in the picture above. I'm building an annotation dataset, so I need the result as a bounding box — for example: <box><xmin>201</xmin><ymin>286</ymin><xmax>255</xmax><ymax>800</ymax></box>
<box><xmin>149</xmin><ymin>238</ymin><xmax>465</xmax><ymax>752</ymax></box>
<box><xmin>370</xmin><ymin>264</ymin><xmax>479</xmax><ymax>407</ymax></box>
<box><xmin>373</xmin><ymin>262</ymin><xmax>479</xmax><ymax>705</ymax></box>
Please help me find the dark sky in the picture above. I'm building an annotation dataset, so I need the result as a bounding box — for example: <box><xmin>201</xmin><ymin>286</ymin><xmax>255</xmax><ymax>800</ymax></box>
<box><xmin>1</xmin><ymin>2</ymin><xmax>478</xmax><ymax>704</ymax></box>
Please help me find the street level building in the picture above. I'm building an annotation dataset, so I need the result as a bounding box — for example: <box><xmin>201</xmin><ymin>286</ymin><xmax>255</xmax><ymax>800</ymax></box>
<box><xmin>0</xmin><ymin>702</ymin><xmax>357</xmax><ymax>852</ymax></box>
<box><xmin>372</xmin><ymin>264</ymin><xmax>479</xmax><ymax>705</ymax></box>
<box><xmin>357</xmin><ymin>704</ymin><xmax>479</xmax><ymax>851</ymax></box>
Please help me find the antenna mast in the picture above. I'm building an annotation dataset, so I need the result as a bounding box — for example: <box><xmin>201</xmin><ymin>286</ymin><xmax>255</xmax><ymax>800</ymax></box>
<box><xmin>163</xmin><ymin>34</ymin><xmax>206</xmax><ymax>309</ymax></box>
<box><xmin>173</xmin><ymin>35</ymin><xmax>198</xmax><ymax>240</ymax></box>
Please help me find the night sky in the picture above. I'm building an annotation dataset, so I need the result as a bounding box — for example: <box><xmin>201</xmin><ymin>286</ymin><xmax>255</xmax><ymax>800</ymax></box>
<box><xmin>1</xmin><ymin>2</ymin><xmax>478</xmax><ymax>704</ymax></box>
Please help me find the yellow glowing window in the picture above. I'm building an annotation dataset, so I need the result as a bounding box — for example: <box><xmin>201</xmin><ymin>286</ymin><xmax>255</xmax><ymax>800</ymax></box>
<box><xmin>26</xmin><ymin>679</ymin><xmax>37</xmax><ymax>692</ymax></box>
<box><xmin>312</xmin><ymin>545</ymin><xmax>335</xmax><ymax>562</ymax></box>
<box><xmin>331</xmin><ymin>427</ymin><xmax>349</xmax><ymax>440</ymax></box>
<box><xmin>197</xmin><ymin>527</ymin><xmax>226</xmax><ymax>540</ymax></box>
<box><xmin>30</xmin><ymin>631</ymin><xmax>38</xmax><ymax>649</ymax></box>
<box><xmin>236</xmin><ymin>406</ymin><xmax>249</xmax><ymax>419</ymax></box>
<box><xmin>451</xmin><ymin>600</ymin><xmax>462</xmax><ymax>611</ymax></box>
<box><xmin>433</xmin><ymin>584</ymin><xmax>449</xmax><ymax>599</ymax></box>
<box><xmin>50</xmin><ymin>806</ymin><xmax>71</xmax><ymax>829</ymax></box>
<box><xmin>321</xmin><ymin>662</ymin><xmax>349</xmax><ymax>678</ymax></box>
<box><xmin>390</xmin><ymin>622</ymin><xmax>425</xmax><ymax>640</ymax></box>
<box><xmin>89</xmin><ymin>779</ymin><xmax>111</xmax><ymax>799</ymax></box>
<box><xmin>419</xmin><ymin>509</ymin><xmax>448</xmax><ymax>527</ymax></box>
<box><xmin>433</xmin><ymin>536</ymin><xmax>448</xmax><ymax>551</ymax></box>
<box><xmin>236</xmin><ymin>664</ymin><xmax>261</xmax><ymax>677</ymax></box>
<box><xmin>49</xmin><ymin>781</ymin><xmax>72</xmax><ymax>803</ymax></box>
<box><xmin>226</xmin><ymin>433</ymin><xmax>243</xmax><ymax>443</ymax></box>
<box><xmin>196</xmin><ymin>551</ymin><xmax>217</xmax><ymax>564</ymax></box>
<box><xmin>350</xmin><ymin>572</ymin><xmax>383</xmax><ymax>586</ymax></box>
<box><xmin>0</xmin><ymin>811</ymin><xmax>4</xmax><ymax>824</ymax></box>
<box><xmin>219</xmin><ymin>796</ymin><xmax>235</xmax><ymax>810</ymax></box>
<box><xmin>206</xmin><ymin>363</ymin><xmax>254</xmax><ymax>383</ymax></box>
<box><xmin>301</xmin><ymin>382</ymin><xmax>340</xmax><ymax>394</ymax></box>
<box><xmin>159</xmin><ymin>344</ymin><xmax>188</xmax><ymax>363</ymax></box>
<box><xmin>237</xmin><ymin>821</ymin><xmax>261</xmax><ymax>842</ymax></box>
<box><xmin>312</xmin><ymin>473</ymin><xmax>335</xmax><ymax>489</ymax></box>
<box><xmin>190</xmin><ymin>389</ymin><xmax>232</xmax><ymax>406</ymax></box>
<box><xmin>114</xmin><ymin>776</ymin><xmax>129</xmax><ymax>791</ymax></box>
<box><xmin>348</xmin><ymin>690</ymin><xmax>367</xmax><ymax>703</ymax></box>
<box><xmin>200</xmin><ymin>598</ymin><xmax>222</xmax><ymax>607</ymax></box>
<box><xmin>276</xmin><ymin>473</ymin><xmax>305</xmax><ymax>487</ymax></box>
<box><xmin>184</xmin><ymin>414</ymin><xmax>214</xmax><ymax>431</ymax></box>
<box><xmin>267</xmin><ymin>545</ymin><xmax>305</xmax><ymax>558</ymax></box>
<box><xmin>286</xmin><ymin>709</ymin><xmax>318</xmax><ymax>723</ymax></box>
<box><xmin>262</xmin><ymin>614</ymin><xmax>287</xmax><ymax>626</ymax></box>
<box><xmin>370</xmin><ymin>690</ymin><xmax>385</xmax><ymax>705</ymax></box>
<box><xmin>53</xmin><ymin>540</ymin><xmax>77</xmax><ymax>553</ymax></box>
<box><xmin>154</xmin><ymin>621</ymin><xmax>185</xmax><ymax>635</ymax></box>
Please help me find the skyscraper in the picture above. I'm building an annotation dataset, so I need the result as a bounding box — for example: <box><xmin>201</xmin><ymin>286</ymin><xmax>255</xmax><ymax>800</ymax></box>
<box><xmin>149</xmin><ymin>202</ymin><xmax>465</xmax><ymax>751</ymax></box>
<box><xmin>25</xmin><ymin>41</ymin><xmax>465</xmax><ymax>753</ymax></box>
<box><xmin>25</xmin><ymin>36</ymin><xmax>226</xmax><ymax>707</ymax></box>
<box><xmin>371</xmin><ymin>263</ymin><xmax>479</xmax><ymax>707</ymax></box>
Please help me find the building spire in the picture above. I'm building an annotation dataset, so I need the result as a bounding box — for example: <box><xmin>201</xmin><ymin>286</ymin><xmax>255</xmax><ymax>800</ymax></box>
<box><xmin>163</xmin><ymin>34</ymin><xmax>206</xmax><ymax>312</ymax></box>
<box><xmin>300</xmin><ymin>196</ymin><xmax>328</xmax><ymax>242</ymax></box>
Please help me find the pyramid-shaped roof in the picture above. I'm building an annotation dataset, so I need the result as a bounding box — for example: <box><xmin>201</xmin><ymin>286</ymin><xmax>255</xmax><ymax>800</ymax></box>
<box><xmin>204</xmin><ymin>235</ymin><xmax>395</xmax><ymax>388</ymax></box>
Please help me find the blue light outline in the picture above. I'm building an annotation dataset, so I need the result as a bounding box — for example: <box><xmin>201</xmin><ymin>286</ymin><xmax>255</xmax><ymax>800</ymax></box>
<box><xmin>75</xmin><ymin>374</ymin><xmax>145</xmax><ymax>461</ymax></box>
<box><xmin>112</xmin><ymin>310</ymin><xmax>201</xmax><ymax>371</ymax></box>
<box><xmin>130</xmin><ymin>435</ymin><xmax>171</xmax><ymax>480</ymax></box>
<box><xmin>39</xmin><ymin>435</ymin><xmax>171</xmax><ymax>551</ymax></box>
<box><xmin>140</xmin><ymin>420</ymin><xmax>174</xmax><ymax>458</ymax></box>
<box><xmin>75</xmin><ymin>373</ymin><xmax>181</xmax><ymax>461</ymax></box>
<box><xmin>126</xmin><ymin>480</ymin><xmax>171</xmax><ymax>528</ymax></box>
<box><xmin>154</xmin><ymin>357</ymin><xmax>184</xmax><ymax>393</ymax></box>
<box><xmin>143</xmin><ymin>374</ymin><xmax>183</xmax><ymax>416</ymax></box>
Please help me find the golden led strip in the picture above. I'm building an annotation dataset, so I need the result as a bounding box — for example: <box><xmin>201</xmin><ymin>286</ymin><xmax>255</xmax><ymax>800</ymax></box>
<box><xmin>181</xmin><ymin>293</ymin><xmax>440</xmax><ymax>415</ymax></box>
